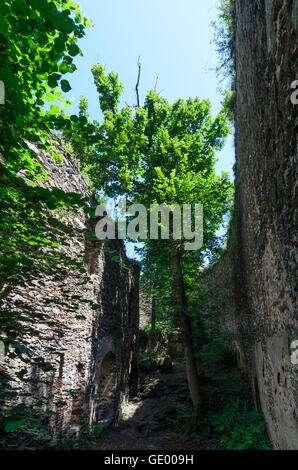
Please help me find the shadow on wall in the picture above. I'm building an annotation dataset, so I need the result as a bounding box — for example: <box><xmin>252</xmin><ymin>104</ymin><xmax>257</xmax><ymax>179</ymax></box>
<box><xmin>97</xmin><ymin>352</ymin><xmax>117</xmax><ymax>429</ymax></box>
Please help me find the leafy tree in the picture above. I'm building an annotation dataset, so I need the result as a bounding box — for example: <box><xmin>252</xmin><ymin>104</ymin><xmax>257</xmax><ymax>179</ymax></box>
<box><xmin>138</xmin><ymin>240</ymin><xmax>176</xmax><ymax>333</ymax></box>
<box><xmin>67</xmin><ymin>64</ymin><xmax>233</xmax><ymax>418</ymax></box>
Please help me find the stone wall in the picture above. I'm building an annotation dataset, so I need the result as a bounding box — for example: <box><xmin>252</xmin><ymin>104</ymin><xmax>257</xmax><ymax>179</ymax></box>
<box><xmin>200</xmin><ymin>0</ymin><xmax>297</xmax><ymax>450</ymax></box>
<box><xmin>2</xmin><ymin>138</ymin><xmax>140</xmax><ymax>440</ymax></box>
<box><xmin>139</xmin><ymin>290</ymin><xmax>152</xmax><ymax>329</ymax></box>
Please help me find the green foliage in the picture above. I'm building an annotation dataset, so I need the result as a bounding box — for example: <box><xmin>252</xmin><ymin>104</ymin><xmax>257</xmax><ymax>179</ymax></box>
<box><xmin>71</xmin><ymin>60</ymin><xmax>233</xmax><ymax>333</ymax></box>
<box><xmin>219</xmin><ymin>89</ymin><xmax>235</xmax><ymax>124</ymax></box>
<box><xmin>195</xmin><ymin>335</ymin><xmax>238</xmax><ymax>379</ymax></box>
<box><xmin>171</xmin><ymin>367</ymin><xmax>272</xmax><ymax>450</ymax></box>
<box><xmin>0</xmin><ymin>0</ymin><xmax>96</xmax><ymax>450</ymax></box>
<box><xmin>139</xmin><ymin>319</ymin><xmax>177</xmax><ymax>372</ymax></box>
<box><xmin>170</xmin><ymin>401</ymin><xmax>197</xmax><ymax>438</ymax></box>
<box><xmin>138</xmin><ymin>348</ymin><xmax>171</xmax><ymax>372</ymax></box>
<box><xmin>138</xmin><ymin>349</ymin><xmax>151</xmax><ymax>364</ymax></box>
<box><xmin>68</xmin><ymin>64</ymin><xmax>233</xmax><ymax>212</ymax></box>
<box><xmin>211</xmin><ymin>1</ymin><xmax>236</xmax><ymax>121</ymax></box>
<box><xmin>208</xmin><ymin>403</ymin><xmax>272</xmax><ymax>450</ymax></box>
<box><xmin>0</xmin><ymin>402</ymin><xmax>56</xmax><ymax>450</ymax></box>
<box><xmin>67</xmin><ymin>62</ymin><xmax>234</xmax><ymax>418</ymax></box>
<box><xmin>138</xmin><ymin>242</ymin><xmax>178</xmax><ymax>332</ymax></box>
<box><xmin>211</xmin><ymin>0</ymin><xmax>235</xmax><ymax>81</ymax></box>
<box><xmin>0</xmin><ymin>0</ymin><xmax>91</xmax><ymax>173</ymax></box>
<box><xmin>92</xmin><ymin>64</ymin><xmax>124</xmax><ymax>114</ymax></box>
<box><xmin>168</xmin><ymin>328</ymin><xmax>272</xmax><ymax>451</ymax></box>
<box><xmin>142</xmin><ymin>319</ymin><xmax>181</xmax><ymax>337</ymax></box>
<box><xmin>199</xmin><ymin>367</ymin><xmax>273</xmax><ymax>449</ymax></box>
<box><xmin>64</xmin><ymin>424</ymin><xmax>103</xmax><ymax>450</ymax></box>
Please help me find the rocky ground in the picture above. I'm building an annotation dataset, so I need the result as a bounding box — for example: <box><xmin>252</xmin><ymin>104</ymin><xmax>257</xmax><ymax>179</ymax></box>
<box><xmin>91</xmin><ymin>363</ymin><xmax>205</xmax><ymax>450</ymax></box>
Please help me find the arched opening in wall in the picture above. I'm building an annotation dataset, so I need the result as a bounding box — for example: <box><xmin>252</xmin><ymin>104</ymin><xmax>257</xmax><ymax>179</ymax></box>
<box><xmin>97</xmin><ymin>352</ymin><xmax>117</xmax><ymax>429</ymax></box>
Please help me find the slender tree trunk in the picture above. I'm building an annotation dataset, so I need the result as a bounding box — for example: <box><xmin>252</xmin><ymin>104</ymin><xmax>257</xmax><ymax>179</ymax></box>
<box><xmin>151</xmin><ymin>295</ymin><xmax>156</xmax><ymax>332</ymax></box>
<box><xmin>169</xmin><ymin>241</ymin><xmax>203</xmax><ymax>419</ymax></box>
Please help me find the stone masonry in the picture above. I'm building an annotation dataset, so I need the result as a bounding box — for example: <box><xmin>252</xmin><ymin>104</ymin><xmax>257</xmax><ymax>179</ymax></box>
<box><xmin>2</xmin><ymin>138</ymin><xmax>140</xmax><ymax>440</ymax></box>
<box><xmin>200</xmin><ymin>0</ymin><xmax>297</xmax><ymax>449</ymax></box>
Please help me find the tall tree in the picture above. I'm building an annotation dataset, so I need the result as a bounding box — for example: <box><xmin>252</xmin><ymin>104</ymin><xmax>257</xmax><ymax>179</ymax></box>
<box><xmin>68</xmin><ymin>64</ymin><xmax>233</xmax><ymax>418</ymax></box>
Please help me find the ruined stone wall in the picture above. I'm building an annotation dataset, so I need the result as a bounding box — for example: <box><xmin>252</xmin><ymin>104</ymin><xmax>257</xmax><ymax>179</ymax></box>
<box><xmin>139</xmin><ymin>290</ymin><xmax>152</xmax><ymax>329</ymax></box>
<box><xmin>200</xmin><ymin>0</ymin><xmax>297</xmax><ymax>450</ymax></box>
<box><xmin>3</xmin><ymin>139</ymin><xmax>140</xmax><ymax>439</ymax></box>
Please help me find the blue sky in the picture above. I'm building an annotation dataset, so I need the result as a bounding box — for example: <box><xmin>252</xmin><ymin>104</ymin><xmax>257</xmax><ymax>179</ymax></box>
<box><xmin>65</xmin><ymin>0</ymin><xmax>234</xmax><ymax>176</ymax></box>
<box><xmin>64</xmin><ymin>0</ymin><xmax>235</xmax><ymax>259</ymax></box>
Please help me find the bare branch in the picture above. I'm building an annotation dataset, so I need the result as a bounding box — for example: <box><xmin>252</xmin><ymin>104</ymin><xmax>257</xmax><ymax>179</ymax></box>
<box><xmin>135</xmin><ymin>57</ymin><xmax>141</xmax><ymax>108</ymax></box>
<box><xmin>154</xmin><ymin>76</ymin><xmax>159</xmax><ymax>92</ymax></box>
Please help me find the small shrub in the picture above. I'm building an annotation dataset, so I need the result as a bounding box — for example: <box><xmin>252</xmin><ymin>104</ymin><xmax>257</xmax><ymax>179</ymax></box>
<box><xmin>196</xmin><ymin>336</ymin><xmax>238</xmax><ymax>379</ymax></box>
<box><xmin>141</xmin><ymin>319</ymin><xmax>181</xmax><ymax>337</ymax></box>
<box><xmin>207</xmin><ymin>402</ymin><xmax>273</xmax><ymax>450</ymax></box>
<box><xmin>138</xmin><ymin>349</ymin><xmax>172</xmax><ymax>372</ymax></box>
<box><xmin>0</xmin><ymin>403</ymin><xmax>56</xmax><ymax>450</ymax></box>
<box><xmin>64</xmin><ymin>424</ymin><xmax>103</xmax><ymax>450</ymax></box>
<box><xmin>197</xmin><ymin>370</ymin><xmax>273</xmax><ymax>450</ymax></box>
<box><xmin>168</xmin><ymin>401</ymin><xmax>197</xmax><ymax>439</ymax></box>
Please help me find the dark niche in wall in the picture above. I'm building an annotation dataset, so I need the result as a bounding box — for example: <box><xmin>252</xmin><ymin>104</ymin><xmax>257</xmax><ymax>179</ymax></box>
<box><xmin>97</xmin><ymin>351</ymin><xmax>117</xmax><ymax>429</ymax></box>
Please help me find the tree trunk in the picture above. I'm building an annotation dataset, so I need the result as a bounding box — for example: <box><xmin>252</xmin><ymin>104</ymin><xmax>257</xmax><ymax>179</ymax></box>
<box><xmin>169</xmin><ymin>241</ymin><xmax>203</xmax><ymax>419</ymax></box>
<box><xmin>151</xmin><ymin>295</ymin><xmax>156</xmax><ymax>332</ymax></box>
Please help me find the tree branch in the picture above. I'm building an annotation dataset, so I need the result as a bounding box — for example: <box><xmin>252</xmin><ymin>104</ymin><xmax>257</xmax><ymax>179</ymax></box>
<box><xmin>135</xmin><ymin>57</ymin><xmax>141</xmax><ymax>108</ymax></box>
<box><xmin>1</xmin><ymin>26</ymin><xmax>27</xmax><ymax>47</ymax></box>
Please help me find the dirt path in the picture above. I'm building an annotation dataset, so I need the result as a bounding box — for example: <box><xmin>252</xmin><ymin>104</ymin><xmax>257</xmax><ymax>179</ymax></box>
<box><xmin>91</xmin><ymin>363</ymin><xmax>204</xmax><ymax>450</ymax></box>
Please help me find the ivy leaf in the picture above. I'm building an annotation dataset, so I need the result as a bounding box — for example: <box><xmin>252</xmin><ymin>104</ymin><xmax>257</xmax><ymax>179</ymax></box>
<box><xmin>79</xmin><ymin>116</ymin><xmax>87</xmax><ymax>125</ymax></box>
<box><xmin>48</xmin><ymin>73</ymin><xmax>62</xmax><ymax>89</ymax></box>
<box><xmin>68</xmin><ymin>44</ymin><xmax>80</xmax><ymax>57</ymax></box>
<box><xmin>12</xmin><ymin>343</ymin><xmax>30</xmax><ymax>354</ymax></box>
<box><xmin>46</xmin><ymin>93</ymin><xmax>56</xmax><ymax>102</ymax></box>
<box><xmin>50</xmin><ymin>105</ymin><xmax>60</xmax><ymax>115</ymax></box>
<box><xmin>5</xmin><ymin>419</ymin><xmax>26</xmax><ymax>433</ymax></box>
<box><xmin>61</xmin><ymin>80</ymin><xmax>71</xmax><ymax>93</ymax></box>
<box><xmin>12</xmin><ymin>404</ymin><xmax>26</xmax><ymax>414</ymax></box>
<box><xmin>91</xmin><ymin>304</ymin><xmax>101</xmax><ymax>310</ymax></box>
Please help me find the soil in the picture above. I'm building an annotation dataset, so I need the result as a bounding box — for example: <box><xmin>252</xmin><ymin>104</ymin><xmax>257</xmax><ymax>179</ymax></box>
<box><xmin>91</xmin><ymin>363</ymin><xmax>206</xmax><ymax>450</ymax></box>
